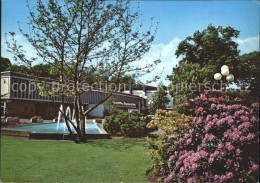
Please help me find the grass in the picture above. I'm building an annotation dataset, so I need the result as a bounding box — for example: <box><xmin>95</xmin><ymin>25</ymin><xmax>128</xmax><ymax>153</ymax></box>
<box><xmin>1</xmin><ymin>136</ymin><xmax>150</xmax><ymax>183</ymax></box>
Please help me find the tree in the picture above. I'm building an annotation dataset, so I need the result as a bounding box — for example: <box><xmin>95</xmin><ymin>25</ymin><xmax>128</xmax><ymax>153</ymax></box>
<box><xmin>168</xmin><ymin>60</ymin><xmax>215</xmax><ymax>100</ymax></box>
<box><xmin>1</xmin><ymin>57</ymin><xmax>12</xmax><ymax>72</ymax></box>
<box><xmin>168</xmin><ymin>25</ymin><xmax>240</xmax><ymax>98</ymax></box>
<box><xmin>5</xmin><ymin>0</ymin><xmax>159</xmax><ymax>142</ymax></box>
<box><xmin>149</xmin><ymin>83</ymin><xmax>170</xmax><ymax>114</ymax></box>
<box><xmin>236</xmin><ymin>51</ymin><xmax>260</xmax><ymax>95</ymax></box>
<box><xmin>94</xmin><ymin>3</ymin><xmax>160</xmax><ymax>86</ymax></box>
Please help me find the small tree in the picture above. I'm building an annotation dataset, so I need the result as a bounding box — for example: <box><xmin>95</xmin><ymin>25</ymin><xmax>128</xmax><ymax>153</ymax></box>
<box><xmin>149</xmin><ymin>83</ymin><xmax>170</xmax><ymax>114</ymax></box>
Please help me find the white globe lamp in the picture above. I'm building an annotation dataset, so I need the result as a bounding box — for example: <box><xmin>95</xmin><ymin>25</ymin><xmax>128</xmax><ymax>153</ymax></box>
<box><xmin>214</xmin><ymin>73</ymin><xmax>222</xmax><ymax>80</ymax></box>
<box><xmin>221</xmin><ymin>67</ymin><xmax>230</xmax><ymax>76</ymax></box>
<box><xmin>221</xmin><ymin>65</ymin><xmax>229</xmax><ymax>71</ymax></box>
<box><xmin>226</xmin><ymin>74</ymin><xmax>234</xmax><ymax>82</ymax></box>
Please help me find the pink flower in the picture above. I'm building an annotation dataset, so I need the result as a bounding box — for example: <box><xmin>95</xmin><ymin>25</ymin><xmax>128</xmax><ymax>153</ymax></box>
<box><xmin>208</xmin><ymin>157</ymin><xmax>214</xmax><ymax>163</ymax></box>
<box><xmin>187</xmin><ymin>138</ymin><xmax>192</xmax><ymax>145</ymax></box>
<box><xmin>199</xmin><ymin>150</ymin><xmax>208</xmax><ymax>158</ymax></box>
<box><xmin>180</xmin><ymin>167</ymin><xmax>185</xmax><ymax>173</ymax></box>
<box><xmin>226</xmin><ymin>172</ymin><xmax>234</xmax><ymax>179</ymax></box>
<box><xmin>187</xmin><ymin>177</ymin><xmax>194</xmax><ymax>183</ymax></box>
<box><xmin>234</xmin><ymin>162</ymin><xmax>240</xmax><ymax>168</ymax></box>
<box><xmin>214</xmin><ymin>175</ymin><xmax>220</xmax><ymax>181</ymax></box>
<box><xmin>239</xmin><ymin>136</ymin><xmax>246</xmax><ymax>142</ymax></box>
<box><xmin>247</xmin><ymin>133</ymin><xmax>254</xmax><ymax>140</ymax></box>
<box><xmin>236</xmin><ymin>149</ymin><xmax>242</xmax><ymax>155</ymax></box>
<box><xmin>179</xmin><ymin>173</ymin><xmax>184</xmax><ymax>178</ymax></box>
<box><xmin>226</xmin><ymin>159</ymin><xmax>232</xmax><ymax>166</ymax></box>
<box><xmin>169</xmin><ymin>155</ymin><xmax>175</xmax><ymax>161</ymax></box>
<box><xmin>195</xmin><ymin>107</ymin><xmax>204</xmax><ymax>113</ymax></box>
<box><xmin>252</xmin><ymin>164</ymin><xmax>259</xmax><ymax>172</ymax></box>
<box><xmin>220</xmin><ymin>151</ymin><xmax>226</xmax><ymax>157</ymax></box>
<box><xmin>191</xmin><ymin>163</ymin><xmax>198</xmax><ymax>170</ymax></box>
<box><xmin>218</xmin><ymin>142</ymin><xmax>224</xmax><ymax>149</ymax></box>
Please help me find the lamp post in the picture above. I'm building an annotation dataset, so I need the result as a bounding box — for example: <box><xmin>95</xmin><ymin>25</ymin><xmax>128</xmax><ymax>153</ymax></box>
<box><xmin>214</xmin><ymin>65</ymin><xmax>234</xmax><ymax>90</ymax></box>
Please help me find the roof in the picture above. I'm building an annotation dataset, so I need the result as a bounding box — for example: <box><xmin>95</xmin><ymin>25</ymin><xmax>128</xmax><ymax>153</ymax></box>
<box><xmin>125</xmin><ymin>85</ymin><xmax>158</xmax><ymax>91</ymax></box>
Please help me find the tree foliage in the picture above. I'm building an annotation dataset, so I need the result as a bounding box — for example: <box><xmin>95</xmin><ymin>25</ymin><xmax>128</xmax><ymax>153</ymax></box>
<box><xmin>149</xmin><ymin>83</ymin><xmax>170</xmax><ymax>114</ymax></box>
<box><xmin>236</xmin><ymin>51</ymin><xmax>260</xmax><ymax>94</ymax></box>
<box><xmin>1</xmin><ymin>57</ymin><xmax>12</xmax><ymax>72</ymax></box>
<box><xmin>168</xmin><ymin>25</ymin><xmax>240</xmax><ymax>98</ymax></box>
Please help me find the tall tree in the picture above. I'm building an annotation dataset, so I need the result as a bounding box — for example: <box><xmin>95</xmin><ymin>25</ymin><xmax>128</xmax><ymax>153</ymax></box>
<box><xmin>5</xmin><ymin>0</ymin><xmax>159</xmax><ymax>142</ymax></box>
<box><xmin>167</xmin><ymin>60</ymin><xmax>215</xmax><ymax>100</ymax></box>
<box><xmin>168</xmin><ymin>25</ymin><xmax>240</xmax><ymax>98</ymax></box>
<box><xmin>149</xmin><ymin>83</ymin><xmax>170</xmax><ymax>114</ymax></box>
<box><xmin>236</xmin><ymin>51</ymin><xmax>260</xmax><ymax>95</ymax></box>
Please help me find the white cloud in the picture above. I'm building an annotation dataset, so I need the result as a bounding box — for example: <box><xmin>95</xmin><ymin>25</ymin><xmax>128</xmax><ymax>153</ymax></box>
<box><xmin>235</xmin><ymin>35</ymin><xmax>260</xmax><ymax>55</ymax></box>
<box><xmin>138</xmin><ymin>37</ymin><xmax>181</xmax><ymax>86</ymax></box>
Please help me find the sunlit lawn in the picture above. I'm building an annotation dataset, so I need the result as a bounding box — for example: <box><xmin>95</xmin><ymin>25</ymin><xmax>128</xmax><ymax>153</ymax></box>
<box><xmin>1</xmin><ymin>136</ymin><xmax>150</xmax><ymax>183</ymax></box>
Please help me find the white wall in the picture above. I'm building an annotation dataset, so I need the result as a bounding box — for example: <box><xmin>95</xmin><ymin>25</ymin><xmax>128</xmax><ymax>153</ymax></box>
<box><xmin>1</xmin><ymin>77</ymin><xmax>10</xmax><ymax>98</ymax></box>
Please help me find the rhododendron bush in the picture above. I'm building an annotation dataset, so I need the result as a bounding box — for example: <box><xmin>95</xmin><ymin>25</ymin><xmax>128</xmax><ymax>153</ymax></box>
<box><xmin>164</xmin><ymin>91</ymin><xmax>259</xmax><ymax>183</ymax></box>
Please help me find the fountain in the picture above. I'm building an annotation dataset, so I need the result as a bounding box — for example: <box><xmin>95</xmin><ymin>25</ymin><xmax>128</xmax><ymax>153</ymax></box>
<box><xmin>2</xmin><ymin>104</ymin><xmax>107</xmax><ymax>140</ymax></box>
<box><xmin>57</xmin><ymin>104</ymin><xmax>64</xmax><ymax>131</ymax></box>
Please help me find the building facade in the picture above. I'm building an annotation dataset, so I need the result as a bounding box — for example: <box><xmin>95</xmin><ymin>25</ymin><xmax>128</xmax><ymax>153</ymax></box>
<box><xmin>1</xmin><ymin>71</ymin><xmax>143</xmax><ymax>120</ymax></box>
<box><xmin>123</xmin><ymin>85</ymin><xmax>174</xmax><ymax>109</ymax></box>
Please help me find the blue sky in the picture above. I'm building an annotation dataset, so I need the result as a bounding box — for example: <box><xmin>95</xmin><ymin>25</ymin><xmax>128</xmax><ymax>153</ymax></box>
<box><xmin>1</xmin><ymin>0</ymin><xmax>260</xmax><ymax>86</ymax></box>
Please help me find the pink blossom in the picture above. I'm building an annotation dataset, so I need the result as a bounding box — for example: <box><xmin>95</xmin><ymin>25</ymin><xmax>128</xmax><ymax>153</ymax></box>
<box><xmin>234</xmin><ymin>162</ymin><xmax>240</xmax><ymax>168</ymax></box>
<box><xmin>220</xmin><ymin>151</ymin><xmax>226</xmax><ymax>157</ymax></box>
<box><xmin>179</xmin><ymin>173</ymin><xmax>184</xmax><ymax>178</ymax></box>
<box><xmin>191</xmin><ymin>163</ymin><xmax>198</xmax><ymax>170</ymax></box>
<box><xmin>252</xmin><ymin>164</ymin><xmax>259</xmax><ymax>172</ymax></box>
<box><xmin>195</xmin><ymin>107</ymin><xmax>204</xmax><ymax>113</ymax></box>
<box><xmin>199</xmin><ymin>150</ymin><xmax>208</xmax><ymax>158</ymax></box>
<box><xmin>186</xmin><ymin>138</ymin><xmax>192</xmax><ymax>145</ymax></box>
<box><xmin>218</xmin><ymin>142</ymin><xmax>224</xmax><ymax>149</ymax></box>
<box><xmin>247</xmin><ymin>133</ymin><xmax>254</xmax><ymax>140</ymax></box>
<box><xmin>208</xmin><ymin>157</ymin><xmax>214</xmax><ymax>163</ymax></box>
<box><xmin>214</xmin><ymin>175</ymin><xmax>220</xmax><ymax>181</ymax></box>
<box><xmin>169</xmin><ymin>155</ymin><xmax>175</xmax><ymax>161</ymax></box>
<box><xmin>226</xmin><ymin>159</ymin><xmax>232</xmax><ymax>166</ymax></box>
<box><xmin>236</xmin><ymin>149</ymin><xmax>242</xmax><ymax>155</ymax></box>
<box><xmin>226</xmin><ymin>172</ymin><xmax>234</xmax><ymax>179</ymax></box>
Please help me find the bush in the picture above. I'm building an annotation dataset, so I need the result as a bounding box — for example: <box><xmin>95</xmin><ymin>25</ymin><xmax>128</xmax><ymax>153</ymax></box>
<box><xmin>147</xmin><ymin>110</ymin><xmax>192</xmax><ymax>134</ymax></box>
<box><xmin>146</xmin><ymin>110</ymin><xmax>192</xmax><ymax>180</ymax></box>
<box><xmin>104</xmin><ymin>110</ymin><xmax>151</xmax><ymax>137</ymax></box>
<box><xmin>103</xmin><ymin>109</ymin><xmax>125</xmax><ymax>135</ymax></box>
<box><xmin>164</xmin><ymin>91</ymin><xmax>259</xmax><ymax>183</ymax></box>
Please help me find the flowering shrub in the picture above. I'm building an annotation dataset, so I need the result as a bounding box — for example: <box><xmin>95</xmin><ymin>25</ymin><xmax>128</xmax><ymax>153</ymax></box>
<box><xmin>146</xmin><ymin>110</ymin><xmax>192</xmax><ymax>180</ymax></box>
<box><xmin>164</xmin><ymin>91</ymin><xmax>259</xmax><ymax>183</ymax></box>
<box><xmin>147</xmin><ymin>109</ymin><xmax>192</xmax><ymax>135</ymax></box>
<box><xmin>177</xmin><ymin>90</ymin><xmax>243</xmax><ymax>116</ymax></box>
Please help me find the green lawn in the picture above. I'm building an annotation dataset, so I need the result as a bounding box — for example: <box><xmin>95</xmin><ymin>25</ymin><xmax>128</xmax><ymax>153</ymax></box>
<box><xmin>1</xmin><ymin>136</ymin><xmax>150</xmax><ymax>183</ymax></box>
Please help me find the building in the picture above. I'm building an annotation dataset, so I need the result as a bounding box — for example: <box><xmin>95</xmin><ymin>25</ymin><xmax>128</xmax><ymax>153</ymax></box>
<box><xmin>1</xmin><ymin>71</ymin><xmax>143</xmax><ymax>120</ymax></box>
<box><xmin>123</xmin><ymin>85</ymin><xmax>174</xmax><ymax>109</ymax></box>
